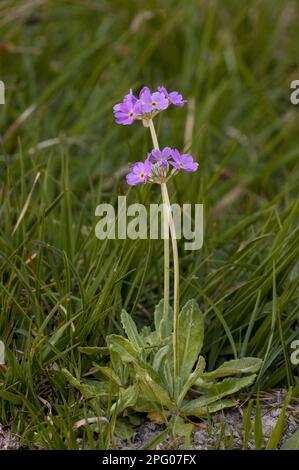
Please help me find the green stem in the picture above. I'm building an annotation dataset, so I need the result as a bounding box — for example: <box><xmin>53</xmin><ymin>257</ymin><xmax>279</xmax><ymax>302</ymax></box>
<box><xmin>148</xmin><ymin>120</ymin><xmax>170</xmax><ymax>326</ymax></box>
<box><xmin>161</xmin><ymin>182</ymin><xmax>180</xmax><ymax>398</ymax></box>
<box><xmin>149</xmin><ymin>119</ymin><xmax>180</xmax><ymax>398</ymax></box>
<box><xmin>148</xmin><ymin>118</ymin><xmax>159</xmax><ymax>150</ymax></box>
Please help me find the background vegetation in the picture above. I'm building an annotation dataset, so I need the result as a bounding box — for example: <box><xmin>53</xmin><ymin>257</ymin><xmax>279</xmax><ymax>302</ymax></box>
<box><xmin>0</xmin><ymin>0</ymin><xmax>299</xmax><ymax>449</ymax></box>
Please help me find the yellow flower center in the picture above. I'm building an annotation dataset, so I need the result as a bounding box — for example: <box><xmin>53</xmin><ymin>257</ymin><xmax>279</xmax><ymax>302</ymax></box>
<box><xmin>151</xmin><ymin>101</ymin><xmax>157</xmax><ymax>106</ymax></box>
<box><xmin>140</xmin><ymin>172</ymin><xmax>145</xmax><ymax>179</ymax></box>
<box><xmin>129</xmin><ymin>111</ymin><xmax>134</xmax><ymax>118</ymax></box>
<box><xmin>179</xmin><ymin>162</ymin><xmax>185</xmax><ymax>167</ymax></box>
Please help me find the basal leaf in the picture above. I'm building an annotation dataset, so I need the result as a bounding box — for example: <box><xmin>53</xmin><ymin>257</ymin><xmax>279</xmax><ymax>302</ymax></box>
<box><xmin>182</xmin><ymin>374</ymin><xmax>257</xmax><ymax>414</ymax></box>
<box><xmin>78</xmin><ymin>346</ymin><xmax>110</xmax><ymax>356</ymax></box>
<box><xmin>162</xmin><ymin>359</ymin><xmax>173</xmax><ymax>396</ymax></box>
<box><xmin>178</xmin><ymin>356</ymin><xmax>206</xmax><ymax>405</ymax></box>
<box><xmin>281</xmin><ymin>429</ymin><xmax>299</xmax><ymax>450</ymax></box>
<box><xmin>173</xmin><ymin>416</ymin><xmax>193</xmax><ymax>449</ymax></box>
<box><xmin>181</xmin><ymin>398</ymin><xmax>236</xmax><ymax>417</ymax></box>
<box><xmin>136</xmin><ymin>367</ymin><xmax>173</xmax><ymax>409</ymax></box>
<box><xmin>62</xmin><ymin>368</ymin><xmax>115</xmax><ymax>399</ymax></box>
<box><xmin>121</xmin><ymin>310</ymin><xmax>144</xmax><ymax>351</ymax></box>
<box><xmin>142</xmin><ymin>429</ymin><xmax>169</xmax><ymax>450</ymax></box>
<box><xmin>95</xmin><ymin>366</ymin><xmax>122</xmax><ymax>386</ymax></box>
<box><xmin>177</xmin><ymin>299</ymin><xmax>204</xmax><ymax>386</ymax></box>
<box><xmin>153</xmin><ymin>345</ymin><xmax>170</xmax><ymax>373</ymax></box>
<box><xmin>106</xmin><ymin>335</ymin><xmax>139</xmax><ymax>364</ymax></box>
<box><xmin>112</xmin><ymin>384</ymin><xmax>140</xmax><ymax>415</ymax></box>
<box><xmin>107</xmin><ymin>334</ymin><xmax>170</xmax><ymax>402</ymax></box>
<box><xmin>154</xmin><ymin>299</ymin><xmax>173</xmax><ymax>339</ymax></box>
<box><xmin>201</xmin><ymin>357</ymin><xmax>263</xmax><ymax>380</ymax></box>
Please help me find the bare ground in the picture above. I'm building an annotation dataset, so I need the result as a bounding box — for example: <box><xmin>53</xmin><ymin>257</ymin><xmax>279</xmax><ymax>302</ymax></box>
<box><xmin>0</xmin><ymin>424</ymin><xmax>19</xmax><ymax>450</ymax></box>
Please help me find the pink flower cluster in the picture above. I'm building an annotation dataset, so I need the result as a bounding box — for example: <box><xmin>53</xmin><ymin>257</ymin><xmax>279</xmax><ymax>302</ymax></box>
<box><xmin>113</xmin><ymin>86</ymin><xmax>186</xmax><ymax>125</ymax></box>
<box><xmin>126</xmin><ymin>148</ymin><xmax>198</xmax><ymax>186</ymax></box>
<box><xmin>113</xmin><ymin>85</ymin><xmax>198</xmax><ymax>186</ymax></box>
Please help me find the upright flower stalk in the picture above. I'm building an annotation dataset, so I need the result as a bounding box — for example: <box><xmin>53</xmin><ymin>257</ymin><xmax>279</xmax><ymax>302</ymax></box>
<box><xmin>148</xmin><ymin>119</ymin><xmax>180</xmax><ymax>395</ymax></box>
<box><xmin>113</xmin><ymin>85</ymin><xmax>198</xmax><ymax>399</ymax></box>
<box><xmin>148</xmin><ymin>119</ymin><xmax>170</xmax><ymax>327</ymax></box>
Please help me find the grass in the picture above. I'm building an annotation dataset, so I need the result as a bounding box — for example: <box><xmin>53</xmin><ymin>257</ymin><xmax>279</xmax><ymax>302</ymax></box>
<box><xmin>0</xmin><ymin>0</ymin><xmax>299</xmax><ymax>449</ymax></box>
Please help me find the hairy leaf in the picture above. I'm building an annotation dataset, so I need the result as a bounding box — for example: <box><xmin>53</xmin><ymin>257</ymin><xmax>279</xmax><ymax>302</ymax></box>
<box><xmin>154</xmin><ymin>299</ymin><xmax>173</xmax><ymax>339</ymax></box>
<box><xmin>136</xmin><ymin>367</ymin><xmax>173</xmax><ymax>409</ymax></box>
<box><xmin>177</xmin><ymin>299</ymin><xmax>204</xmax><ymax>385</ymax></box>
<box><xmin>121</xmin><ymin>310</ymin><xmax>144</xmax><ymax>351</ymax></box>
<box><xmin>182</xmin><ymin>374</ymin><xmax>257</xmax><ymax>414</ymax></box>
<box><xmin>201</xmin><ymin>357</ymin><xmax>263</xmax><ymax>380</ymax></box>
<box><xmin>281</xmin><ymin>429</ymin><xmax>299</xmax><ymax>450</ymax></box>
<box><xmin>182</xmin><ymin>398</ymin><xmax>236</xmax><ymax>417</ymax></box>
<box><xmin>112</xmin><ymin>384</ymin><xmax>140</xmax><ymax>415</ymax></box>
<box><xmin>107</xmin><ymin>335</ymin><xmax>139</xmax><ymax>364</ymax></box>
<box><xmin>178</xmin><ymin>356</ymin><xmax>206</xmax><ymax>405</ymax></box>
<box><xmin>62</xmin><ymin>368</ymin><xmax>116</xmax><ymax>399</ymax></box>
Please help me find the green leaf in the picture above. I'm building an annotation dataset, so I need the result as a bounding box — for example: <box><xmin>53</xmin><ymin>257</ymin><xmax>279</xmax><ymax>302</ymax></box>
<box><xmin>182</xmin><ymin>398</ymin><xmax>236</xmax><ymax>417</ymax></box>
<box><xmin>107</xmin><ymin>333</ymin><xmax>167</xmax><ymax>386</ymax></box>
<box><xmin>281</xmin><ymin>429</ymin><xmax>299</xmax><ymax>450</ymax></box>
<box><xmin>42</xmin><ymin>312</ymin><xmax>81</xmax><ymax>360</ymax></box>
<box><xmin>143</xmin><ymin>330</ymin><xmax>159</xmax><ymax>347</ymax></box>
<box><xmin>78</xmin><ymin>346</ymin><xmax>109</xmax><ymax>356</ymax></box>
<box><xmin>0</xmin><ymin>390</ymin><xmax>22</xmax><ymax>405</ymax></box>
<box><xmin>162</xmin><ymin>359</ymin><xmax>173</xmax><ymax>396</ymax></box>
<box><xmin>112</xmin><ymin>384</ymin><xmax>139</xmax><ymax>415</ymax></box>
<box><xmin>62</xmin><ymin>368</ymin><xmax>115</xmax><ymax>399</ymax></box>
<box><xmin>178</xmin><ymin>299</ymin><xmax>204</xmax><ymax>385</ymax></box>
<box><xmin>243</xmin><ymin>400</ymin><xmax>253</xmax><ymax>450</ymax></box>
<box><xmin>95</xmin><ymin>366</ymin><xmax>122</xmax><ymax>386</ymax></box>
<box><xmin>173</xmin><ymin>416</ymin><xmax>194</xmax><ymax>449</ymax></box>
<box><xmin>254</xmin><ymin>397</ymin><xmax>264</xmax><ymax>450</ymax></box>
<box><xmin>106</xmin><ymin>334</ymin><xmax>139</xmax><ymax>364</ymax></box>
<box><xmin>154</xmin><ymin>299</ymin><xmax>173</xmax><ymax>339</ymax></box>
<box><xmin>183</xmin><ymin>374</ymin><xmax>257</xmax><ymax>414</ymax></box>
<box><xmin>201</xmin><ymin>357</ymin><xmax>263</xmax><ymax>380</ymax></box>
<box><xmin>153</xmin><ymin>345</ymin><xmax>170</xmax><ymax>372</ymax></box>
<box><xmin>121</xmin><ymin>310</ymin><xmax>144</xmax><ymax>351</ymax></box>
<box><xmin>142</xmin><ymin>429</ymin><xmax>169</xmax><ymax>450</ymax></box>
<box><xmin>266</xmin><ymin>388</ymin><xmax>292</xmax><ymax>450</ymax></box>
<box><xmin>133</xmin><ymin>398</ymin><xmax>157</xmax><ymax>414</ymax></box>
<box><xmin>136</xmin><ymin>366</ymin><xmax>173</xmax><ymax>409</ymax></box>
<box><xmin>178</xmin><ymin>356</ymin><xmax>206</xmax><ymax>405</ymax></box>
<box><xmin>107</xmin><ymin>339</ymin><xmax>127</xmax><ymax>385</ymax></box>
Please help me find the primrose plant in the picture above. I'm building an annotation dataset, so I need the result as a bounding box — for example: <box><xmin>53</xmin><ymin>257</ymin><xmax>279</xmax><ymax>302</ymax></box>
<box><xmin>113</xmin><ymin>86</ymin><xmax>201</xmax><ymax>403</ymax></box>
<box><xmin>64</xmin><ymin>87</ymin><xmax>262</xmax><ymax>427</ymax></box>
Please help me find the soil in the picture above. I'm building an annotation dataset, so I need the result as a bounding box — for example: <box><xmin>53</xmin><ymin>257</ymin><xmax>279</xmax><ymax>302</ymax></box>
<box><xmin>0</xmin><ymin>423</ymin><xmax>19</xmax><ymax>450</ymax></box>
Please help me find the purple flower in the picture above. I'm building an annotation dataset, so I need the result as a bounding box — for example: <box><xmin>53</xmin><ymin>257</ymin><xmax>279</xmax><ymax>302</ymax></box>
<box><xmin>113</xmin><ymin>90</ymin><xmax>141</xmax><ymax>125</ymax></box>
<box><xmin>170</xmin><ymin>149</ymin><xmax>198</xmax><ymax>172</ymax></box>
<box><xmin>126</xmin><ymin>158</ymin><xmax>152</xmax><ymax>186</ymax></box>
<box><xmin>158</xmin><ymin>86</ymin><xmax>186</xmax><ymax>107</ymax></box>
<box><xmin>113</xmin><ymin>86</ymin><xmax>186</xmax><ymax>126</ymax></box>
<box><xmin>149</xmin><ymin>147</ymin><xmax>172</xmax><ymax>166</ymax></box>
<box><xmin>139</xmin><ymin>87</ymin><xmax>169</xmax><ymax>114</ymax></box>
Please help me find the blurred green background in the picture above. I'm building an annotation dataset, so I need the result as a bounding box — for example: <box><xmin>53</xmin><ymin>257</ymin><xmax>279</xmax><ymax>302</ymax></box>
<box><xmin>0</xmin><ymin>0</ymin><xmax>299</xmax><ymax>448</ymax></box>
